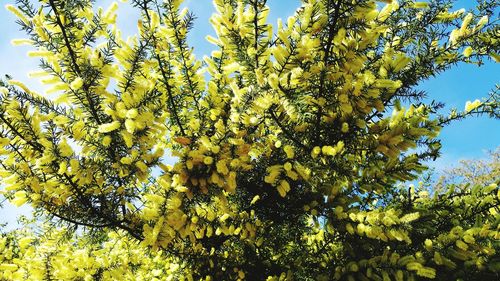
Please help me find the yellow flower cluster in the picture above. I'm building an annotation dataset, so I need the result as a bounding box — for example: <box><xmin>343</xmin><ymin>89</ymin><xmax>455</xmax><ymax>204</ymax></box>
<box><xmin>0</xmin><ymin>226</ymin><xmax>185</xmax><ymax>281</ymax></box>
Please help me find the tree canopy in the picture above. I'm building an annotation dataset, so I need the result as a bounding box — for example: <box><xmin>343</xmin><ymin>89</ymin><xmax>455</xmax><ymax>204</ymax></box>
<box><xmin>0</xmin><ymin>0</ymin><xmax>499</xmax><ymax>280</ymax></box>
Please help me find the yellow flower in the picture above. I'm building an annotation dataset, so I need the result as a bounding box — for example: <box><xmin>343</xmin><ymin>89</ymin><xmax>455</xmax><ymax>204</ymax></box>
<box><xmin>268</xmin><ymin>73</ymin><xmax>279</xmax><ymax>89</ymax></box>
<box><xmin>126</xmin><ymin>108</ymin><xmax>138</xmax><ymax>119</ymax></box>
<box><xmin>12</xmin><ymin>190</ymin><xmax>28</xmax><ymax>207</ymax></box>
<box><xmin>460</xmin><ymin>13</ymin><xmax>473</xmax><ymax>33</ymax></box>
<box><xmin>250</xmin><ymin>195</ymin><xmax>260</xmax><ymax>205</ymax></box>
<box><xmin>283</xmin><ymin>162</ymin><xmax>292</xmax><ymax>171</ymax></box>
<box><xmin>121</xmin><ymin>131</ymin><xmax>133</xmax><ymax>148</ymax></box>
<box><xmin>18</xmin><ymin>237</ymin><xmax>33</xmax><ymax>249</ymax></box>
<box><xmin>102</xmin><ymin>136</ymin><xmax>112</xmax><ymax>147</ymax></box>
<box><xmin>311</xmin><ymin>146</ymin><xmax>321</xmax><ymax>158</ymax></box>
<box><xmin>462</xmin><ymin>46</ymin><xmax>473</xmax><ymax>58</ymax></box>
<box><xmin>203</xmin><ymin>156</ymin><xmax>214</xmax><ymax>165</ymax></box>
<box><xmin>476</xmin><ymin>15</ymin><xmax>488</xmax><ymax>29</ymax></box>
<box><xmin>135</xmin><ymin>161</ymin><xmax>148</xmax><ymax>172</ymax></box>
<box><xmin>321</xmin><ymin>146</ymin><xmax>336</xmax><ymax>156</ymax></box>
<box><xmin>125</xmin><ymin>119</ymin><xmax>136</xmax><ymax>133</ymax></box>
<box><xmin>464</xmin><ymin>99</ymin><xmax>481</xmax><ymax>112</ymax></box>
<box><xmin>277</xmin><ymin>180</ymin><xmax>290</xmax><ymax>197</ymax></box>
<box><xmin>11</xmin><ymin>38</ymin><xmax>34</xmax><ymax>46</ymax></box>
<box><xmin>27</xmin><ymin>50</ymin><xmax>53</xmax><ymax>58</ymax></box>
<box><xmin>70</xmin><ymin>78</ymin><xmax>84</xmax><ymax>90</ymax></box>
<box><xmin>274</xmin><ymin>140</ymin><xmax>282</xmax><ymax>148</ymax></box>
<box><xmin>8</xmin><ymin>80</ymin><xmax>32</xmax><ymax>94</ymax></box>
<box><xmin>58</xmin><ymin>138</ymin><xmax>73</xmax><ymax>157</ymax></box>
<box><xmin>98</xmin><ymin>121</ymin><xmax>121</xmax><ymax>133</ymax></box>
<box><xmin>283</xmin><ymin>145</ymin><xmax>295</xmax><ymax>159</ymax></box>
<box><xmin>341</xmin><ymin>122</ymin><xmax>349</xmax><ymax>133</ymax></box>
<box><xmin>0</xmin><ymin>263</ymin><xmax>18</xmax><ymax>271</ymax></box>
<box><xmin>5</xmin><ymin>5</ymin><xmax>30</xmax><ymax>24</ymax></box>
<box><xmin>413</xmin><ymin>2</ymin><xmax>429</xmax><ymax>9</ymax></box>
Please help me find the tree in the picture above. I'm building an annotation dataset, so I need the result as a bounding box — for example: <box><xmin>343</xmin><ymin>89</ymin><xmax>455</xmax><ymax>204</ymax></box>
<box><xmin>436</xmin><ymin>148</ymin><xmax>500</xmax><ymax>188</ymax></box>
<box><xmin>0</xmin><ymin>0</ymin><xmax>499</xmax><ymax>280</ymax></box>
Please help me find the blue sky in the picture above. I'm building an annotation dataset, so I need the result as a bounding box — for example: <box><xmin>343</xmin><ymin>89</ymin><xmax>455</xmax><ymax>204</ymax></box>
<box><xmin>0</xmin><ymin>0</ymin><xmax>498</xmax><ymax>228</ymax></box>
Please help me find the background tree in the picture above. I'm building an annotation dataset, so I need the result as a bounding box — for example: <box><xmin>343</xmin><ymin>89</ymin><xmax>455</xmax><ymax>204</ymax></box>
<box><xmin>436</xmin><ymin>148</ymin><xmax>500</xmax><ymax>188</ymax></box>
<box><xmin>0</xmin><ymin>0</ymin><xmax>499</xmax><ymax>280</ymax></box>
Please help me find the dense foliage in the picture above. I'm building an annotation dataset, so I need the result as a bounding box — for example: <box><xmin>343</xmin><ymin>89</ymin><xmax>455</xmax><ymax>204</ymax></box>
<box><xmin>1</xmin><ymin>150</ymin><xmax>499</xmax><ymax>280</ymax></box>
<box><xmin>0</xmin><ymin>0</ymin><xmax>499</xmax><ymax>280</ymax></box>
